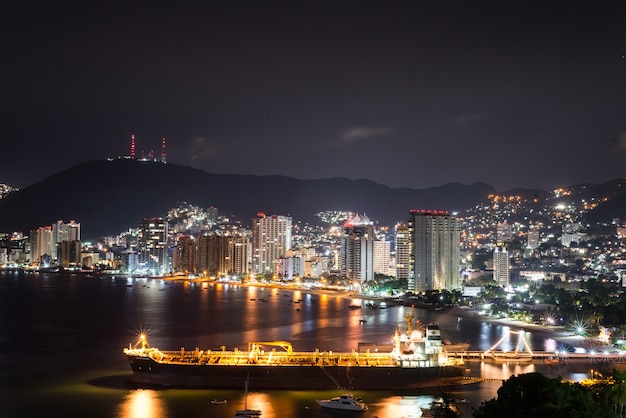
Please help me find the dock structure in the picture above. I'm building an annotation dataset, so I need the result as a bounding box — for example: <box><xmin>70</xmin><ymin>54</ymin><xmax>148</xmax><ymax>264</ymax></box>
<box><xmin>443</xmin><ymin>329</ymin><xmax>626</xmax><ymax>362</ymax></box>
<box><xmin>445</xmin><ymin>350</ymin><xmax>626</xmax><ymax>361</ymax></box>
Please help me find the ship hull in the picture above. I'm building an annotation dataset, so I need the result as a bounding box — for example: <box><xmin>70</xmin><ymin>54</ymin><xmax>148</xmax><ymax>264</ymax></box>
<box><xmin>125</xmin><ymin>354</ymin><xmax>465</xmax><ymax>390</ymax></box>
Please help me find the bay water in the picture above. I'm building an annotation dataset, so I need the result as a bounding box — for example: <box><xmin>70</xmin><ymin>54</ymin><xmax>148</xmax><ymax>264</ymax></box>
<box><xmin>0</xmin><ymin>271</ymin><xmax>604</xmax><ymax>418</ymax></box>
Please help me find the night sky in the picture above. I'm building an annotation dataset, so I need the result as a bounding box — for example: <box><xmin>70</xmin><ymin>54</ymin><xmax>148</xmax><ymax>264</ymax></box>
<box><xmin>2</xmin><ymin>1</ymin><xmax>625</xmax><ymax>191</ymax></box>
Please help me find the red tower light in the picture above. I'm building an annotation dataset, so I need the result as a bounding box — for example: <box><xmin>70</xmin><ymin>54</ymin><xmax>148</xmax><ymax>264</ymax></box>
<box><xmin>130</xmin><ymin>134</ymin><xmax>136</xmax><ymax>158</ymax></box>
<box><xmin>161</xmin><ymin>137</ymin><xmax>167</xmax><ymax>163</ymax></box>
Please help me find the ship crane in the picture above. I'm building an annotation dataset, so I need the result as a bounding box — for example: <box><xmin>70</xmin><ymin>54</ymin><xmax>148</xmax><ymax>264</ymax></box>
<box><xmin>248</xmin><ymin>341</ymin><xmax>293</xmax><ymax>354</ymax></box>
<box><xmin>403</xmin><ymin>310</ymin><xmax>414</xmax><ymax>333</ymax></box>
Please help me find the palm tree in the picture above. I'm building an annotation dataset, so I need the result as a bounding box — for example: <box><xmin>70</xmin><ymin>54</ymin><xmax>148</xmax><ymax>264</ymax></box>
<box><xmin>610</xmin><ymin>381</ymin><xmax>626</xmax><ymax>417</ymax></box>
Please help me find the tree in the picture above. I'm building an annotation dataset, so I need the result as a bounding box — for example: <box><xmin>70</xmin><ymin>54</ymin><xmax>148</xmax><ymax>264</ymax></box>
<box><xmin>472</xmin><ymin>372</ymin><xmax>616</xmax><ymax>418</ymax></box>
<box><xmin>610</xmin><ymin>381</ymin><xmax>626</xmax><ymax>417</ymax></box>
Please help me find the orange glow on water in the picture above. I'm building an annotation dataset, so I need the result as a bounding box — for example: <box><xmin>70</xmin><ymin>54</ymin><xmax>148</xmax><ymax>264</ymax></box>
<box><xmin>118</xmin><ymin>390</ymin><xmax>167</xmax><ymax>418</ymax></box>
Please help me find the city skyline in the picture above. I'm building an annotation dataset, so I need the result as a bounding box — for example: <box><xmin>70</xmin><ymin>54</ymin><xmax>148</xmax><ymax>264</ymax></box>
<box><xmin>2</xmin><ymin>1</ymin><xmax>626</xmax><ymax>191</ymax></box>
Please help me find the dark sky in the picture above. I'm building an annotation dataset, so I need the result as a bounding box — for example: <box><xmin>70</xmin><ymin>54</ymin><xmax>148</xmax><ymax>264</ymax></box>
<box><xmin>2</xmin><ymin>1</ymin><xmax>625</xmax><ymax>191</ymax></box>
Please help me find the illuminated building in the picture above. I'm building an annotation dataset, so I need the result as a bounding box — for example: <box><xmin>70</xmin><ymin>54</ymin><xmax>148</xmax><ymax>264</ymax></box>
<box><xmin>30</xmin><ymin>226</ymin><xmax>53</xmax><ymax>267</ymax></box>
<box><xmin>197</xmin><ymin>235</ymin><xmax>229</xmax><ymax>276</ymax></box>
<box><xmin>229</xmin><ymin>236</ymin><xmax>250</xmax><ymax>275</ymax></box>
<box><xmin>137</xmin><ymin>218</ymin><xmax>169</xmax><ymax>274</ymax></box>
<box><xmin>374</xmin><ymin>239</ymin><xmax>392</xmax><ymax>276</ymax></box>
<box><xmin>395</xmin><ymin>223</ymin><xmax>411</xmax><ymax>281</ymax></box>
<box><xmin>207</xmin><ymin>206</ymin><xmax>218</xmax><ymax>226</ymax></box>
<box><xmin>493</xmin><ymin>246</ymin><xmax>510</xmax><ymax>287</ymax></box>
<box><xmin>57</xmin><ymin>239</ymin><xmax>82</xmax><ymax>268</ymax></box>
<box><xmin>562</xmin><ymin>222</ymin><xmax>583</xmax><ymax>247</ymax></box>
<box><xmin>408</xmin><ymin>210</ymin><xmax>460</xmax><ymax>292</ymax></box>
<box><xmin>51</xmin><ymin>220</ymin><xmax>80</xmax><ymax>260</ymax></box>
<box><xmin>172</xmin><ymin>235</ymin><xmax>197</xmax><ymax>274</ymax></box>
<box><xmin>527</xmin><ymin>228</ymin><xmax>540</xmax><ymax>250</ymax></box>
<box><xmin>251</xmin><ymin>213</ymin><xmax>292</xmax><ymax>274</ymax></box>
<box><xmin>340</xmin><ymin>213</ymin><xmax>374</xmax><ymax>283</ymax></box>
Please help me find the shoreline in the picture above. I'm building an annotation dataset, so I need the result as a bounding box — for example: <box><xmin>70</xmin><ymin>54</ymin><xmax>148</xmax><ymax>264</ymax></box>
<box><xmin>156</xmin><ymin>276</ymin><xmax>599</xmax><ymax>350</ymax></box>
<box><xmin>438</xmin><ymin>306</ymin><xmax>596</xmax><ymax>350</ymax></box>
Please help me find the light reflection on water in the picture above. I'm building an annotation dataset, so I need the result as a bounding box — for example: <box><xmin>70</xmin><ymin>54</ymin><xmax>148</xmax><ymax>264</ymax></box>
<box><xmin>114</xmin><ymin>389</ymin><xmax>443</xmax><ymax>418</ymax></box>
<box><xmin>0</xmin><ymin>272</ymin><xmax>618</xmax><ymax>418</ymax></box>
<box><xmin>117</xmin><ymin>390</ymin><xmax>168</xmax><ymax>418</ymax></box>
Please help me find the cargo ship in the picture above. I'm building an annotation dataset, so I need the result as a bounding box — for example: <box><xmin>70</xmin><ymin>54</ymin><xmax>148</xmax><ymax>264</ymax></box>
<box><xmin>123</xmin><ymin>313</ymin><xmax>465</xmax><ymax>390</ymax></box>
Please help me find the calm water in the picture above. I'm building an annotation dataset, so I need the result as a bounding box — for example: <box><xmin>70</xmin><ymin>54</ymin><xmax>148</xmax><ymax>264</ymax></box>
<box><xmin>0</xmin><ymin>271</ymin><xmax>607</xmax><ymax>418</ymax></box>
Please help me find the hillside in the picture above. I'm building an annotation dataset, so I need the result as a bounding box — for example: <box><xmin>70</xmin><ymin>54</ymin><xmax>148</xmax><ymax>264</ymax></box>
<box><xmin>0</xmin><ymin>159</ymin><xmax>497</xmax><ymax>240</ymax></box>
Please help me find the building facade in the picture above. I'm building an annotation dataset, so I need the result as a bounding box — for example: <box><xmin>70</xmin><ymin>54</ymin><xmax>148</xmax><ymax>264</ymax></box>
<box><xmin>51</xmin><ymin>220</ymin><xmax>80</xmax><ymax>259</ymax></box>
<box><xmin>373</xmin><ymin>239</ymin><xmax>392</xmax><ymax>276</ymax></box>
<box><xmin>30</xmin><ymin>226</ymin><xmax>53</xmax><ymax>267</ymax></box>
<box><xmin>395</xmin><ymin>223</ymin><xmax>412</xmax><ymax>281</ymax></box>
<box><xmin>137</xmin><ymin>217</ymin><xmax>169</xmax><ymax>274</ymax></box>
<box><xmin>251</xmin><ymin>213</ymin><xmax>292</xmax><ymax>274</ymax></box>
<box><xmin>409</xmin><ymin>210</ymin><xmax>460</xmax><ymax>292</ymax></box>
<box><xmin>493</xmin><ymin>246</ymin><xmax>510</xmax><ymax>287</ymax></box>
<box><xmin>340</xmin><ymin>213</ymin><xmax>374</xmax><ymax>283</ymax></box>
<box><xmin>172</xmin><ymin>235</ymin><xmax>197</xmax><ymax>274</ymax></box>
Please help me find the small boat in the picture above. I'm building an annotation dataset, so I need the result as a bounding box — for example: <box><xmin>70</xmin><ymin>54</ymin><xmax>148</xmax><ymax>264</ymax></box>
<box><xmin>316</xmin><ymin>393</ymin><xmax>368</xmax><ymax>411</ymax></box>
<box><xmin>359</xmin><ymin>318</ymin><xmax>367</xmax><ymax>324</ymax></box>
<box><xmin>235</xmin><ymin>410</ymin><xmax>261</xmax><ymax>417</ymax></box>
<box><xmin>210</xmin><ymin>399</ymin><xmax>227</xmax><ymax>405</ymax></box>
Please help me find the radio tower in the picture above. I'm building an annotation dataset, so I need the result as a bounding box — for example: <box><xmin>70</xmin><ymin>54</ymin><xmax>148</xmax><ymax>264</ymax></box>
<box><xmin>160</xmin><ymin>137</ymin><xmax>167</xmax><ymax>163</ymax></box>
<box><xmin>130</xmin><ymin>134</ymin><xmax>136</xmax><ymax>159</ymax></box>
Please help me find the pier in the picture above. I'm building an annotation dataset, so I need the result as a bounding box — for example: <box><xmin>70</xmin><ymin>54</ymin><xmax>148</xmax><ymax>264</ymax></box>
<box><xmin>443</xmin><ymin>328</ymin><xmax>626</xmax><ymax>362</ymax></box>
<box><xmin>446</xmin><ymin>350</ymin><xmax>626</xmax><ymax>361</ymax></box>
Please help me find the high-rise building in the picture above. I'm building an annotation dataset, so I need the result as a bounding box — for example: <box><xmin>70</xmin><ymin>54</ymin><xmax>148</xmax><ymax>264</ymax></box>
<box><xmin>251</xmin><ymin>213</ymin><xmax>292</xmax><ymax>274</ymax></box>
<box><xmin>137</xmin><ymin>218</ymin><xmax>169</xmax><ymax>274</ymax></box>
<box><xmin>229</xmin><ymin>236</ymin><xmax>250</xmax><ymax>276</ymax></box>
<box><xmin>408</xmin><ymin>210</ymin><xmax>460</xmax><ymax>292</ymax></box>
<box><xmin>527</xmin><ymin>229</ymin><xmax>540</xmax><ymax>250</ymax></box>
<box><xmin>493</xmin><ymin>246</ymin><xmax>510</xmax><ymax>287</ymax></box>
<box><xmin>395</xmin><ymin>223</ymin><xmax>411</xmax><ymax>281</ymax></box>
<box><xmin>196</xmin><ymin>234</ymin><xmax>249</xmax><ymax>277</ymax></box>
<box><xmin>200</xmin><ymin>235</ymin><xmax>231</xmax><ymax>276</ymax></box>
<box><xmin>374</xmin><ymin>239</ymin><xmax>391</xmax><ymax>276</ymax></box>
<box><xmin>30</xmin><ymin>226</ymin><xmax>53</xmax><ymax>267</ymax></box>
<box><xmin>57</xmin><ymin>240</ymin><xmax>82</xmax><ymax>268</ymax></box>
<box><xmin>207</xmin><ymin>206</ymin><xmax>219</xmax><ymax>226</ymax></box>
<box><xmin>172</xmin><ymin>235</ymin><xmax>197</xmax><ymax>274</ymax></box>
<box><xmin>51</xmin><ymin>220</ymin><xmax>80</xmax><ymax>260</ymax></box>
<box><xmin>340</xmin><ymin>214</ymin><xmax>374</xmax><ymax>283</ymax></box>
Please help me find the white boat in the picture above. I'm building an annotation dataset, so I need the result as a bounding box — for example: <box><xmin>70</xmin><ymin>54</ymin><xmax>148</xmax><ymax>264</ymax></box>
<box><xmin>316</xmin><ymin>393</ymin><xmax>368</xmax><ymax>411</ymax></box>
<box><xmin>210</xmin><ymin>399</ymin><xmax>227</xmax><ymax>405</ymax></box>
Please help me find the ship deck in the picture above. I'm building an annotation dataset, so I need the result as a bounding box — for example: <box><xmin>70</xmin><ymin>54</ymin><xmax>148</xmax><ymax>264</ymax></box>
<box><xmin>127</xmin><ymin>347</ymin><xmax>442</xmax><ymax>368</ymax></box>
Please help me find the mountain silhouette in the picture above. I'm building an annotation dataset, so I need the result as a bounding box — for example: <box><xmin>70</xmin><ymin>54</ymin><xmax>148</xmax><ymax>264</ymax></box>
<box><xmin>0</xmin><ymin>159</ymin><xmax>500</xmax><ymax>240</ymax></box>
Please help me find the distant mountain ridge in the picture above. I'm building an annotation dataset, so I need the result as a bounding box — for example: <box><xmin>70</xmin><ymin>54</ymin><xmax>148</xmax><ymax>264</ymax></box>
<box><xmin>0</xmin><ymin>159</ymin><xmax>623</xmax><ymax>240</ymax></box>
<box><xmin>0</xmin><ymin>159</ymin><xmax>495</xmax><ymax>239</ymax></box>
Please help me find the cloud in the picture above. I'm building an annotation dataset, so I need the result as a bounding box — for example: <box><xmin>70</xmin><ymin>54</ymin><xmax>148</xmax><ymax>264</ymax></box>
<box><xmin>339</xmin><ymin>126</ymin><xmax>393</xmax><ymax>143</ymax></box>
<box><xmin>190</xmin><ymin>137</ymin><xmax>221</xmax><ymax>161</ymax></box>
